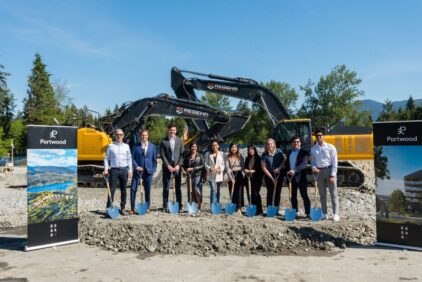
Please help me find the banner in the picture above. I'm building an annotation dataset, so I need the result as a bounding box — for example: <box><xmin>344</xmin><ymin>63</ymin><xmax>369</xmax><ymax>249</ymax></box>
<box><xmin>26</xmin><ymin>125</ymin><xmax>78</xmax><ymax>251</ymax></box>
<box><xmin>374</xmin><ymin>120</ymin><xmax>422</xmax><ymax>251</ymax></box>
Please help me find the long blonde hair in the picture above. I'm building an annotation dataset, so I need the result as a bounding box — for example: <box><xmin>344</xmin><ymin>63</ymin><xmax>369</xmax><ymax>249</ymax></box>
<box><xmin>264</xmin><ymin>138</ymin><xmax>276</xmax><ymax>155</ymax></box>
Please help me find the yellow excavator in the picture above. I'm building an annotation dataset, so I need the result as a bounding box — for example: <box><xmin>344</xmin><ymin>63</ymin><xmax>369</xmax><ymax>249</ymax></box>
<box><xmin>171</xmin><ymin>67</ymin><xmax>373</xmax><ymax>187</ymax></box>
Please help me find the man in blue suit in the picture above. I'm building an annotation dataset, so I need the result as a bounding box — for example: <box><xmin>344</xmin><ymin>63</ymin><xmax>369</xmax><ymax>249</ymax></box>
<box><xmin>129</xmin><ymin>129</ymin><xmax>157</xmax><ymax>214</ymax></box>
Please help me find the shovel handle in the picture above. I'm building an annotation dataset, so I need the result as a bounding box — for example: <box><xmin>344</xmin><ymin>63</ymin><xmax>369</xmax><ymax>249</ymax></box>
<box><xmin>271</xmin><ymin>173</ymin><xmax>279</xmax><ymax>206</ymax></box>
<box><xmin>247</xmin><ymin>176</ymin><xmax>252</xmax><ymax>205</ymax></box>
<box><xmin>188</xmin><ymin>171</ymin><xmax>193</xmax><ymax>204</ymax></box>
<box><xmin>103</xmin><ymin>175</ymin><xmax>113</xmax><ymax>203</ymax></box>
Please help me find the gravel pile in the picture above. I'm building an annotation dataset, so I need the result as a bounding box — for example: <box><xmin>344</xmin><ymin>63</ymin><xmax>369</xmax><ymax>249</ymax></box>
<box><xmin>79</xmin><ymin>212</ymin><xmax>375</xmax><ymax>256</ymax></box>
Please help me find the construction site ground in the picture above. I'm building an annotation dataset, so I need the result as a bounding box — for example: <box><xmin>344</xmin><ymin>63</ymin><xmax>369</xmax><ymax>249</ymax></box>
<box><xmin>1</xmin><ymin>164</ymin><xmax>422</xmax><ymax>281</ymax></box>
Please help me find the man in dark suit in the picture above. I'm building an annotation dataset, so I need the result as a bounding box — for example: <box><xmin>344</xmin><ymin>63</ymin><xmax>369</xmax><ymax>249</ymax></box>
<box><xmin>160</xmin><ymin>124</ymin><xmax>184</xmax><ymax>212</ymax></box>
<box><xmin>285</xmin><ymin>135</ymin><xmax>311</xmax><ymax>218</ymax></box>
<box><xmin>130</xmin><ymin>129</ymin><xmax>157</xmax><ymax>214</ymax></box>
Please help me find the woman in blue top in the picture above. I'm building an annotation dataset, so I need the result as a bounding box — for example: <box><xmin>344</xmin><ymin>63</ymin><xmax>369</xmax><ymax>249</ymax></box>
<box><xmin>261</xmin><ymin>138</ymin><xmax>285</xmax><ymax>211</ymax></box>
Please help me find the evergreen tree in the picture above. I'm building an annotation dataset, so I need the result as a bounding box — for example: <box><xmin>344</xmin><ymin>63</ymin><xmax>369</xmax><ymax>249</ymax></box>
<box><xmin>0</xmin><ymin>64</ymin><xmax>15</xmax><ymax>137</ymax></box>
<box><xmin>377</xmin><ymin>99</ymin><xmax>397</xmax><ymax>121</ymax></box>
<box><xmin>23</xmin><ymin>53</ymin><xmax>60</xmax><ymax>125</ymax></box>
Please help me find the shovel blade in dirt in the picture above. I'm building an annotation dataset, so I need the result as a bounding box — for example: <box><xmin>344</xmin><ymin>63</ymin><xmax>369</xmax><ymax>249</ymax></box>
<box><xmin>187</xmin><ymin>202</ymin><xmax>198</xmax><ymax>214</ymax></box>
<box><xmin>284</xmin><ymin>208</ymin><xmax>296</xmax><ymax>221</ymax></box>
<box><xmin>225</xmin><ymin>203</ymin><xmax>236</xmax><ymax>215</ymax></box>
<box><xmin>245</xmin><ymin>205</ymin><xmax>256</xmax><ymax>217</ymax></box>
<box><xmin>168</xmin><ymin>201</ymin><xmax>179</xmax><ymax>214</ymax></box>
<box><xmin>211</xmin><ymin>203</ymin><xmax>222</xmax><ymax>214</ymax></box>
<box><xmin>266</xmin><ymin>205</ymin><xmax>278</xmax><ymax>217</ymax></box>
<box><xmin>107</xmin><ymin>206</ymin><xmax>120</xmax><ymax>219</ymax></box>
<box><xmin>136</xmin><ymin>202</ymin><xmax>148</xmax><ymax>215</ymax></box>
<box><xmin>310</xmin><ymin>207</ymin><xmax>322</xmax><ymax>221</ymax></box>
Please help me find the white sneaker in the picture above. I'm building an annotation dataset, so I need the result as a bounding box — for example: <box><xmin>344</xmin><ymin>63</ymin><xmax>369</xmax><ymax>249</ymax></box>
<box><xmin>333</xmin><ymin>214</ymin><xmax>340</xmax><ymax>222</ymax></box>
<box><xmin>321</xmin><ymin>213</ymin><xmax>327</xmax><ymax>220</ymax></box>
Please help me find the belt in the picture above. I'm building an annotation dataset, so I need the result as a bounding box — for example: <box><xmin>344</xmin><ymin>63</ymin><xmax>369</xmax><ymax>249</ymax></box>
<box><xmin>110</xmin><ymin>167</ymin><xmax>128</xmax><ymax>170</ymax></box>
<box><xmin>317</xmin><ymin>166</ymin><xmax>332</xmax><ymax>170</ymax></box>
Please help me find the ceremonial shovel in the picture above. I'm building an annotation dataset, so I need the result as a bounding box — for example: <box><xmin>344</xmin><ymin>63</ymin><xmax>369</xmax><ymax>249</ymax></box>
<box><xmin>245</xmin><ymin>173</ymin><xmax>256</xmax><ymax>217</ymax></box>
<box><xmin>103</xmin><ymin>175</ymin><xmax>120</xmax><ymax>219</ymax></box>
<box><xmin>310</xmin><ymin>172</ymin><xmax>322</xmax><ymax>221</ymax></box>
<box><xmin>135</xmin><ymin>171</ymin><xmax>148</xmax><ymax>215</ymax></box>
<box><xmin>168</xmin><ymin>172</ymin><xmax>180</xmax><ymax>214</ymax></box>
<box><xmin>266</xmin><ymin>172</ymin><xmax>280</xmax><ymax>217</ymax></box>
<box><xmin>225</xmin><ymin>172</ymin><xmax>237</xmax><ymax>215</ymax></box>
<box><xmin>211</xmin><ymin>179</ymin><xmax>222</xmax><ymax>214</ymax></box>
<box><xmin>186</xmin><ymin>170</ymin><xmax>198</xmax><ymax>214</ymax></box>
<box><xmin>284</xmin><ymin>174</ymin><xmax>297</xmax><ymax>221</ymax></box>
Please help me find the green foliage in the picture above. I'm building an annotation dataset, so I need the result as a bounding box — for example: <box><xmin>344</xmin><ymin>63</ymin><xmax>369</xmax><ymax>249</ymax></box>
<box><xmin>0</xmin><ymin>128</ymin><xmax>11</xmax><ymax>157</ymax></box>
<box><xmin>23</xmin><ymin>53</ymin><xmax>61</xmax><ymax>125</ymax></box>
<box><xmin>374</xmin><ymin>146</ymin><xmax>390</xmax><ymax>181</ymax></box>
<box><xmin>344</xmin><ymin>101</ymin><xmax>373</xmax><ymax>127</ymax></box>
<box><xmin>8</xmin><ymin>119</ymin><xmax>26</xmax><ymax>155</ymax></box>
<box><xmin>200</xmin><ymin>92</ymin><xmax>232</xmax><ymax>110</ymax></box>
<box><xmin>377</xmin><ymin>99</ymin><xmax>397</xmax><ymax>121</ymax></box>
<box><xmin>377</xmin><ymin>96</ymin><xmax>422</xmax><ymax>121</ymax></box>
<box><xmin>390</xmin><ymin>189</ymin><xmax>407</xmax><ymax>215</ymax></box>
<box><xmin>261</xmin><ymin>80</ymin><xmax>298</xmax><ymax>114</ymax></box>
<box><xmin>0</xmin><ymin>64</ymin><xmax>15</xmax><ymax>137</ymax></box>
<box><xmin>298</xmin><ymin>65</ymin><xmax>364</xmax><ymax>129</ymax></box>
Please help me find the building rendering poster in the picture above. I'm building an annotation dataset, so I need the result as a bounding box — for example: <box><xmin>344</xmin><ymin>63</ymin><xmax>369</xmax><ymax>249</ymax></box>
<box><xmin>26</xmin><ymin>125</ymin><xmax>79</xmax><ymax>251</ymax></box>
<box><xmin>374</xmin><ymin>120</ymin><xmax>422</xmax><ymax>250</ymax></box>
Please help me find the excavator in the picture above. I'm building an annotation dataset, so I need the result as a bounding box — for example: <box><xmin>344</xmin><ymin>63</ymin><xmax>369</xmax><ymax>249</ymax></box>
<box><xmin>77</xmin><ymin>93</ymin><xmax>250</xmax><ymax>187</ymax></box>
<box><xmin>171</xmin><ymin>67</ymin><xmax>374</xmax><ymax>187</ymax></box>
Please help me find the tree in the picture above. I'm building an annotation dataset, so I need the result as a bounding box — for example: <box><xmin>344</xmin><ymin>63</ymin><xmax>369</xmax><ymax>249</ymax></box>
<box><xmin>200</xmin><ymin>92</ymin><xmax>231</xmax><ymax>110</ymax></box>
<box><xmin>298</xmin><ymin>65</ymin><xmax>364</xmax><ymax>129</ymax></box>
<box><xmin>374</xmin><ymin>146</ymin><xmax>390</xmax><ymax>181</ymax></box>
<box><xmin>377</xmin><ymin>99</ymin><xmax>397</xmax><ymax>121</ymax></box>
<box><xmin>344</xmin><ymin>101</ymin><xmax>372</xmax><ymax>127</ymax></box>
<box><xmin>261</xmin><ymin>80</ymin><xmax>298</xmax><ymax>114</ymax></box>
<box><xmin>0</xmin><ymin>64</ymin><xmax>15</xmax><ymax>137</ymax></box>
<box><xmin>8</xmin><ymin>119</ymin><xmax>25</xmax><ymax>155</ymax></box>
<box><xmin>22</xmin><ymin>53</ymin><xmax>61</xmax><ymax>125</ymax></box>
<box><xmin>390</xmin><ymin>189</ymin><xmax>407</xmax><ymax>215</ymax></box>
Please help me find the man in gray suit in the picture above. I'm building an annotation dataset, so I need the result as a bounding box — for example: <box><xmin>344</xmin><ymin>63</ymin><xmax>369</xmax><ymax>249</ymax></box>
<box><xmin>160</xmin><ymin>124</ymin><xmax>184</xmax><ymax>212</ymax></box>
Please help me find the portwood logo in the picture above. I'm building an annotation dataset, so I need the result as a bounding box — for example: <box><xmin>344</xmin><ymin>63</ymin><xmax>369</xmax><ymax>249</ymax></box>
<box><xmin>175</xmin><ymin>106</ymin><xmax>209</xmax><ymax>118</ymax></box>
<box><xmin>40</xmin><ymin>129</ymin><xmax>67</xmax><ymax>145</ymax></box>
<box><xmin>386</xmin><ymin>125</ymin><xmax>417</xmax><ymax>143</ymax></box>
<box><xmin>207</xmin><ymin>83</ymin><xmax>238</xmax><ymax>93</ymax></box>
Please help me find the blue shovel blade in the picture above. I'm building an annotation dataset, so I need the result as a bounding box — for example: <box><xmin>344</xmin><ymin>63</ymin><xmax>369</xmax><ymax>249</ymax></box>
<box><xmin>136</xmin><ymin>203</ymin><xmax>148</xmax><ymax>215</ymax></box>
<box><xmin>107</xmin><ymin>206</ymin><xmax>120</xmax><ymax>219</ymax></box>
<box><xmin>168</xmin><ymin>201</ymin><xmax>179</xmax><ymax>214</ymax></box>
<box><xmin>187</xmin><ymin>202</ymin><xmax>198</xmax><ymax>214</ymax></box>
<box><xmin>284</xmin><ymin>208</ymin><xmax>297</xmax><ymax>221</ymax></box>
<box><xmin>245</xmin><ymin>205</ymin><xmax>256</xmax><ymax>217</ymax></box>
<box><xmin>225</xmin><ymin>203</ymin><xmax>236</xmax><ymax>215</ymax></box>
<box><xmin>266</xmin><ymin>205</ymin><xmax>278</xmax><ymax>217</ymax></box>
<box><xmin>310</xmin><ymin>207</ymin><xmax>322</xmax><ymax>221</ymax></box>
<box><xmin>211</xmin><ymin>203</ymin><xmax>222</xmax><ymax>214</ymax></box>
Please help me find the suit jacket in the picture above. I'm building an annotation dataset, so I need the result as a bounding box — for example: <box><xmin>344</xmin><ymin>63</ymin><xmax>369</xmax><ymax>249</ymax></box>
<box><xmin>285</xmin><ymin>148</ymin><xmax>309</xmax><ymax>183</ymax></box>
<box><xmin>160</xmin><ymin>136</ymin><xmax>184</xmax><ymax>171</ymax></box>
<box><xmin>132</xmin><ymin>142</ymin><xmax>157</xmax><ymax>177</ymax></box>
<box><xmin>183</xmin><ymin>153</ymin><xmax>204</xmax><ymax>177</ymax></box>
<box><xmin>244</xmin><ymin>155</ymin><xmax>263</xmax><ymax>182</ymax></box>
<box><xmin>205</xmin><ymin>151</ymin><xmax>225</xmax><ymax>182</ymax></box>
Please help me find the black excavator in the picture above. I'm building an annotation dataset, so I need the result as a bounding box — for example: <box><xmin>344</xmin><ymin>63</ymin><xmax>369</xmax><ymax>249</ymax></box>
<box><xmin>77</xmin><ymin>93</ymin><xmax>250</xmax><ymax>187</ymax></box>
<box><xmin>171</xmin><ymin>67</ymin><xmax>372</xmax><ymax>187</ymax></box>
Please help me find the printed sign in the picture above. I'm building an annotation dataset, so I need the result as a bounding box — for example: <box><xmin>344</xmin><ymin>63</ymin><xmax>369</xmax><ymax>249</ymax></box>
<box><xmin>374</xmin><ymin>120</ymin><xmax>422</xmax><ymax>251</ymax></box>
<box><xmin>26</xmin><ymin>125</ymin><xmax>79</xmax><ymax>251</ymax></box>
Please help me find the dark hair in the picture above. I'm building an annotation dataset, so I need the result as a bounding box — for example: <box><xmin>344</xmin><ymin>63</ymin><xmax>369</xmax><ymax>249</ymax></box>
<box><xmin>228</xmin><ymin>143</ymin><xmax>241</xmax><ymax>159</ymax></box>
<box><xmin>209</xmin><ymin>139</ymin><xmax>220</xmax><ymax>151</ymax></box>
<box><xmin>314</xmin><ymin>128</ymin><xmax>325</xmax><ymax>135</ymax></box>
<box><xmin>167</xmin><ymin>124</ymin><xmax>177</xmax><ymax>130</ymax></box>
<box><xmin>247</xmin><ymin>145</ymin><xmax>260</xmax><ymax>157</ymax></box>
<box><xmin>190</xmin><ymin>142</ymin><xmax>198</xmax><ymax>149</ymax></box>
<box><xmin>290</xmin><ymin>135</ymin><xmax>302</xmax><ymax>142</ymax></box>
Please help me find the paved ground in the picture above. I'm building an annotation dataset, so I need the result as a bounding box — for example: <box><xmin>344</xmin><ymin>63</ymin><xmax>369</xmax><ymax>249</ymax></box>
<box><xmin>1</xmin><ymin>227</ymin><xmax>421</xmax><ymax>282</ymax></box>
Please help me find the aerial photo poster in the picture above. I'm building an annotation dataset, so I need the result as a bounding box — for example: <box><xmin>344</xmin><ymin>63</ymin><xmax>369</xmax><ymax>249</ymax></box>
<box><xmin>374</xmin><ymin>120</ymin><xmax>422</xmax><ymax>251</ymax></box>
<box><xmin>26</xmin><ymin>125</ymin><xmax>79</xmax><ymax>251</ymax></box>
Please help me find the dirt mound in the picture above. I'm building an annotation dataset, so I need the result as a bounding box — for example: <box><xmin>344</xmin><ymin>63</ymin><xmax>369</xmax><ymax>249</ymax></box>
<box><xmin>80</xmin><ymin>212</ymin><xmax>375</xmax><ymax>256</ymax></box>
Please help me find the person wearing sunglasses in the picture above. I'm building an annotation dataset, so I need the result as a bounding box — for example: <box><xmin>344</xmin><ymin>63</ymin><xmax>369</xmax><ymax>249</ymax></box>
<box><xmin>103</xmin><ymin>128</ymin><xmax>132</xmax><ymax>215</ymax></box>
<box><xmin>130</xmin><ymin>129</ymin><xmax>157</xmax><ymax>214</ymax></box>
<box><xmin>310</xmin><ymin>128</ymin><xmax>339</xmax><ymax>221</ymax></box>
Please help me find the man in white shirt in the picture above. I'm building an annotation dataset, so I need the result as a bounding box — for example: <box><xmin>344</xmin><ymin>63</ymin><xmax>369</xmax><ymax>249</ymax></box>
<box><xmin>310</xmin><ymin>128</ymin><xmax>340</xmax><ymax>221</ymax></box>
<box><xmin>103</xmin><ymin>128</ymin><xmax>132</xmax><ymax>216</ymax></box>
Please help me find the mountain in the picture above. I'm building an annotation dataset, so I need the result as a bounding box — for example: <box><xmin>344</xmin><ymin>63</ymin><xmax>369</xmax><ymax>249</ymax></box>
<box><xmin>359</xmin><ymin>98</ymin><xmax>422</xmax><ymax>120</ymax></box>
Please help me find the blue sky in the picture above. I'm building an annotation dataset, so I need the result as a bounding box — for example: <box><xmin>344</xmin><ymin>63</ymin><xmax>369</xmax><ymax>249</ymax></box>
<box><xmin>1</xmin><ymin>0</ymin><xmax>422</xmax><ymax>114</ymax></box>
<box><xmin>377</xmin><ymin>146</ymin><xmax>422</xmax><ymax>196</ymax></box>
<box><xmin>27</xmin><ymin>149</ymin><xmax>77</xmax><ymax>167</ymax></box>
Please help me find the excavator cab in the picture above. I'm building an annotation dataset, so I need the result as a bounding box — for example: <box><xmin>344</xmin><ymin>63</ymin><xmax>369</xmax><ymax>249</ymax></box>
<box><xmin>273</xmin><ymin>119</ymin><xmax>312</xmax><ymax>153</ymax></box>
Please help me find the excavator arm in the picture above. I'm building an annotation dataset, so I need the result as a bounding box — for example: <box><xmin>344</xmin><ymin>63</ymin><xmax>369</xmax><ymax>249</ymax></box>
<box><xmin>99</xmin><ymin>93</ymin><xmax>250</xmax><ymax>142</ymax></box>
<box><xmin>171</xmin><ymin>67</ymin><xmax>290</xmax><ymax>125</ymax></box>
